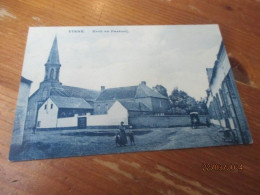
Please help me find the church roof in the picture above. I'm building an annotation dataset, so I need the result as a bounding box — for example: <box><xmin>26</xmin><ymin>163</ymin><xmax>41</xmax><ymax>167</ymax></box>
<box><xmin>50</xmin><ymin>96</ymin><xmax>92</xmax><ymax>109</ymax></box>
<box><xmin>118</xmin><ymin>100</ymin><xmax>151</xmax><ymax>112</ymax></box>
<box><xmin>96</xmin><ymin>82</ymin><xmax>167</xmax><ymax>101</ymax></box>
<box><xmin>46</xmin><ymin>36</ymin><xmax>60</xmax><ymax>65</ymax></box>
<box><xmin>49</xmin><ymin>86</ymin><xmax>100</xmax><ymax>101</ymax></box>
<box><xmin>62</xmin><ymin>86</ymin><xmax>100</xmax><ymax>100</ymax></box>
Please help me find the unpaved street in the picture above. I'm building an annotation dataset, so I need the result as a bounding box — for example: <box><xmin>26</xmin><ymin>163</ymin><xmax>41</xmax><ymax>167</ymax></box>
<box><xmin>11</xmin><ymin>126</ymin><xmax>233</xmax><ymax>161</ymax></box>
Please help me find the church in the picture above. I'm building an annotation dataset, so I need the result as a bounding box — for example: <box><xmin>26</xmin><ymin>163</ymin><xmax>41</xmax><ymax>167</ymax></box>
<box><xmin>24</xmin><ymin>36</ymin><xmax>171</xmax><ymax>130</ymax></box>
<box><xmin>24</xmin><ymin>37</ymin><xmax>99</xmax><ymax>131</ymax></box>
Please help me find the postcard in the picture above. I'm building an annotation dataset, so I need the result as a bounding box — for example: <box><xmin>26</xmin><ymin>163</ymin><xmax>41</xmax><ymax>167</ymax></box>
<box><xmin>9</xmin><ymin>25</ymin><xmax>252</xmax><ymax>161</ymax></box>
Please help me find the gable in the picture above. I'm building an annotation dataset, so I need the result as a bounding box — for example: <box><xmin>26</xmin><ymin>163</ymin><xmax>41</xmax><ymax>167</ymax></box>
<box><xmin>136</xmin><ymin>84</ymin><xmax>168</xmax><ymax>99</ymax></box>
<box><xmin>39</xmin><ymin>98</ymin><xmax>58</xmax><ymax>112</ymax></box>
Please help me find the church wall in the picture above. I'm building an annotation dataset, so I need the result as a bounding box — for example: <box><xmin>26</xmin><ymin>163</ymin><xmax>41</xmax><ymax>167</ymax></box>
<box><xmin>24</xmin><ymin>89</ymin><xmax>46</xmax><ymax>131</ymax></box>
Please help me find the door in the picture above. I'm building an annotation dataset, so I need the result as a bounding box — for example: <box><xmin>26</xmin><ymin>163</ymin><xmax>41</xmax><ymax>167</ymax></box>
<box><xmin>77</xmin><ymin>117</ymin><xmax>86</xmax><ymax>129</ymax></box>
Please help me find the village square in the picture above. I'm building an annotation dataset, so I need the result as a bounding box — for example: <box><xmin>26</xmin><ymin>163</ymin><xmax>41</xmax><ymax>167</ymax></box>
<box><xmin>9</xmin><ymin>26</ymin><xmax>252</xmax><ymax>161</ymax></box>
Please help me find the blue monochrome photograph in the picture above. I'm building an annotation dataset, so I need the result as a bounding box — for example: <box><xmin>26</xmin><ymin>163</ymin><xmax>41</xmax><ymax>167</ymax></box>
<box><xmin>9</xmin><ymin>25</ymin><xmax>253</xmax><ymax>161</ymax></box>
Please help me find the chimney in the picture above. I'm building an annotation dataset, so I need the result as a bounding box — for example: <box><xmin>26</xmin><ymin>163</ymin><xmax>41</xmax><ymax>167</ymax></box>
<box><xmin>101</xmin><ymin>86</ymin><xmax>105</xmax><ymax>91</ymax></box>
<box><xmin>141</xmin><ymin>81</ymin><xmax>146</xmax><ymax>85</ymax></box>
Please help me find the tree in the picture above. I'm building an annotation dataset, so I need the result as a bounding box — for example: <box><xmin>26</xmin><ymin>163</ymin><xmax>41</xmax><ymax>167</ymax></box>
<box><xmin>168</xmin><ymin>88</ymin><xmax>208</xmax><ymax>115</ymax></box>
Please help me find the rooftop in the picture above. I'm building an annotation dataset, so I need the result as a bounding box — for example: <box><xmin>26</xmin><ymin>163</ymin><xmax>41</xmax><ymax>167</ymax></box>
<box><xmin>50</xmin><ymin>96</ymin><xmax>93</xmax><ymax>109</ymax></box>
<box><xmin>96</xmin><ymin>82</ymin><xmax>167</xmax><ymax>101</ymax></box>
<box><xmin>119</xmin><ymin>100</ymin><xmax>151</xmax><ymax>112</ymax></box>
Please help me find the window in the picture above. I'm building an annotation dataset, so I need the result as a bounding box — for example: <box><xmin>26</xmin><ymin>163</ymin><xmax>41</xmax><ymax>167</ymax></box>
<box><xmin>50</xmin><ymin>68</ymin><xmax>55</xmax><ymax>80</ymax></box>
<box><xmin>44</xmin><ymin>104</ymin><xmax>47</xmax><ymax>110</ymax></box>
<box><xmin>51</xmin><ymin>104</ymin><xmax>53</xmax><ymax>109</ymax></box>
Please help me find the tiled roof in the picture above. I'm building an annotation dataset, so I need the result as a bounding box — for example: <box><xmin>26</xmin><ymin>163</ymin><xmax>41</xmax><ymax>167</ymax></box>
<box><xmin>50</xmin><ymin>96</ymin><xmax>92</xmax><ymax>109</ymax></box>
<box><xmin>96</xmin><ymin>83</ymin><xmax>167</xmax><ymax>101</ymax></box>
<box><xmin>96</xmin><ymin>86</ymin><xmax>138</xmax><ymax>101</ymax></box>
<box><xmin>62</xmin><ymin>86</ymin><xmax>100</xmax><ymax>100</ymax></box>
<box><xmin>119</xmin><ymin>100</ymin><xmax>151</xmax><ymax>112</ymax></box>
<box><xmin>136</xmin><ymin>84</ymin><xmax>167</xmax><ymax>99</ymax></box>
<box><xmin>50</xmin><ymin>88</ymin><xmax>68</xmax><ymax>97</ymax></box>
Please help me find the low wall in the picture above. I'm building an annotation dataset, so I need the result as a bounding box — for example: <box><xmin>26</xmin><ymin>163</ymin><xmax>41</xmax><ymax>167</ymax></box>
<box><xmin>57</xmin><ymin>116</ymin><xmax>78</xmax><ymax>128</ymax></box>
<box><xmin>129</xmin><ymin>115</ymin><xmax>208</xmax><ymax>128</ymax></box>
<box><xmin>87</xmin><ymin>114</ymin><xmax>128</xmax><ymax>126</ymax></box>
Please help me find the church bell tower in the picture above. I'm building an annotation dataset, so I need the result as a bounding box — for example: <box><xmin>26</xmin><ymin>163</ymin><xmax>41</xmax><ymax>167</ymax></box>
<box><xmin>40</xmin><ymin>36</ymin><xmax>62</xmax><ymax>88</ymax></box>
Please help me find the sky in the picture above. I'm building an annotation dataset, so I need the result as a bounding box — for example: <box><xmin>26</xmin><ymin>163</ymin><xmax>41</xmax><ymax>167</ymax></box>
<box><xmin>21</xmin><ymin>25</ymin><xmax>222</xmax><ymax>100</ymax></box>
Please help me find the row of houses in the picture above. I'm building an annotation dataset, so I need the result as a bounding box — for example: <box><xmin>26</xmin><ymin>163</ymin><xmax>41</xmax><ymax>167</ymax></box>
<box><xmin>205</xmin><ymin>42</ymin><xmax>252</xmax><ymax>144</ymax></box>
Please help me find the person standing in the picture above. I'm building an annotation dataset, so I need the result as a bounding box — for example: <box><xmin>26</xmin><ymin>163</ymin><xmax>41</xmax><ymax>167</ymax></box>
<box><xmin>119</xmin><ymin>121</ymin><xmax>127</xmax><ymax>146</ymax></box>
<box><xmin>128</xmin><ymin>130</ymin><xmax>135</xmax><ymax>145</ymax></box>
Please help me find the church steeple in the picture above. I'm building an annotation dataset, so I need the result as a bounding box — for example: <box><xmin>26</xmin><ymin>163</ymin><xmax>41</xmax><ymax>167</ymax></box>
<box><xmin>46</xmin><ymin>36</ymin><xmax>60</xmax><ymax>64</ymax></box>
<box><xmin>44</xmin><ymin>36</ymin><xmax>61</xmax><ymax>82</ymax></box>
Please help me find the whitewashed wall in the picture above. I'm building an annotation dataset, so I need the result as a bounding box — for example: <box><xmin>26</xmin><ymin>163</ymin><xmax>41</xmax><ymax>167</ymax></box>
<box><xmin>210</xmin><ymin>50</ymin><xmax>230</xmax><ymax>99</ymax></box>
<box><xmin>87</xmin><ymin>101</ymin><xmax>128</xmax><ymax>126</ymax></box>
<box><xmin>37</xmin><ymin>98</ymin><xmax>58</xmax><ymax>128</ymax></box>
<box><xmin>57</xmin><ymin>115</ymin><xmax>78</xmax><ymax>127</ymax></box>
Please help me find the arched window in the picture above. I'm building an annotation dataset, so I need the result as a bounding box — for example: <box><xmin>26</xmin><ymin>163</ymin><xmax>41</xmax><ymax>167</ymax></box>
<box><xmin>50</xmin><ymin>68</ymin><xmax>55</xmax><ymax>80</ymax></box>
<box><xmin>56</xmin><ymin>69</ymin><xmax>59</xmax><ymax>81</ymax></box>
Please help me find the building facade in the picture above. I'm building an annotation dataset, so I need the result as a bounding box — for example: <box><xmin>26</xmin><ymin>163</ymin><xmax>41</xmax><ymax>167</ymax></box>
<box><xmin>94</xmin><ymin>81</ymin><xmax>171</xmax><ymax>117</ymax></box>
<box><xmin>37</xmin><ymin>96</ymin><xmax>93</xmax><ymax>129</ymax></box>
<box><xmin>11</xmin><ymin>76</ymin><xmax>32</xmax><ymax>145</ymax></box>
<box><xmin>206</xmin><ymin>42</ymin><xmax>252</xmax><ymax>144</ymax></box>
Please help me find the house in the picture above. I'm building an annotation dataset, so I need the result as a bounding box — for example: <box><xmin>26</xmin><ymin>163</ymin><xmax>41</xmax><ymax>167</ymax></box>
<box><xmin>12</xmin><ymin>76</ymin><xmax>32</xmax><ymax>144</ymax></box>
<box><xmin>37</xmin><ymin>96</ymin><xmax>93</xmax><ymax>129</ymax></box>
<box><xmin>206</xmin><ymin>41</ymin><xmax>252</xmax><ymax>144</ymax></box>
<box><xmin>24</xmin><ymin>36</ymin><xmax>99</xmax><ymax>131</ymax></box>
<box><xmin>87</xmin><ymin>100</ymin><xmax>151</xmax><ymax>127</ymax></box>
<box><xmin>94</xmin><ymin>81</ymin><xmax>171</xmax><ymax>116</ymax></box>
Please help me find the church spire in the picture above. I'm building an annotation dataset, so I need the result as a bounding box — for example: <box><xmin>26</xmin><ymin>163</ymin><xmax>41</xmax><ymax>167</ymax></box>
<box><xmin>46</xmin><ymin>35</ymin><xmax>60</xmax><ymax>64</ymax></box>
<box><xmin>43</xmin><ymin>36</ymin><xmax>62</xmax><ymax>83</ymax></box>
